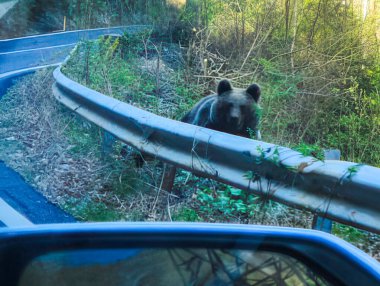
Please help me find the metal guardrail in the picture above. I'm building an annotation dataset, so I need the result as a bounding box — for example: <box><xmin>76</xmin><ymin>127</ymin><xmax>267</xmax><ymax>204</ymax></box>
<box><xmin>53</xmin><ymin>62</ymin><xmax>380</xmax><ymax>235</ymax></box>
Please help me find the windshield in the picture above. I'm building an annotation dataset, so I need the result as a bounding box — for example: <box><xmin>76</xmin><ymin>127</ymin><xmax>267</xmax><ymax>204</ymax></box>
<box><xmin>0</xmin><ymin>0</ymin><xmax>379</xmax><ymax>276</ymax></box>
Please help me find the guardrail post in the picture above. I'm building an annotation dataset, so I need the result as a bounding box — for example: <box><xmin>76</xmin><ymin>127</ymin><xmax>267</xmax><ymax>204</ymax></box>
<box><xmin>101</xmin><ymin>130</ymin><xmax>115</xmax><ymax>156</ymax></box>
<box><xmin>312</xmin><ymin>149</ymin><xmax>341</xmax><ymax>233</ymax></box>
<box><xmin>63</xmin><ymin>16</ymin><xmax>67</xmax><ymax>31</ymax></box>
<box><xmin>161</xmin><ymin>165</ymin><xmax>177</xmax><ymax>193</ymax></box>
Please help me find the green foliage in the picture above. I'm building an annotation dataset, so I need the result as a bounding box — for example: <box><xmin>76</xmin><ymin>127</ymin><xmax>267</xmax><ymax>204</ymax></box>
<box><xmin>258</xmin><ymin>59</ymin><xmax>300</xmax><ymax>99</ymax></box>
<box><xmin>63</xmin><ymin>30</ymin><xmax>208</xmax><ymax>121</ymax></box>
<box><xmin>294</xmin><ymin>143</ymin><xmax>324</xmax><ymax>161</ymax></box>
<box><xmin>172</xmin><ymin>73</ymin><xmax>204</xmax><ymax>119</ymax></box>
<box><xmin>173</xmin><ymin>207</ymin><xmax>201</xmax><ymax>222</ymax></box>
<box><xmin>325</xmin><ymin>84</ymin><xmax>380</xmax><ymax>166</ymax></box>
<box><xmin>268</xmin><ymin>146</ymin><xmax>281</xmax><ymax>167</ymax></box>
<box><xmin>254</xmin><ymin>146</ymin><xmax>266</xmax><ymax>165</ymax></box>
<box><xmin>196</xmin><ymin>186</ymin><xmax>259</xmax><ymax>218</ymax></box>
<box><xmin>103</xmin><ymin>148</ymin><xmax>146</xmax><ymax>199</ymax></box>
<box><xmin>63</xmin><ymin>196</ymin><xmax>123</xmax><ymax>221</ymax></box>
<box><xmin>64</xmin><ymin>116</ymin><xmax>102</xmax><ymax>156</ymax></box>
<box><xmin>333</xmin><ymin>223</ymin><xmax>368</xmax><ymax>244</ymax></box>
<box><xmin>255</xmin><ymin>59</ymin><xmax>304</xmax><ymax>144</ymax></box>
<box><xmin>62</xmin><ymin>33</ymin><xmax>163</xmax><ymax>113</ymax></box>
<box><xmin>67</xmin><ymin>0</ymin><xmax>108</xmax><ymax>29</ymax></box>
<box><xmin>119</xmin><ymin>30</ymin><xmax>153</xmax><ymax>58</ymax></box>
<box><xmin>341</xmin><ymin>163</ymin><xmax>364</xmax><ymax>183</ymax></box>
<box><xmin>243</xmin><ymin>171</ymin><xmax>260</xmax><ymax>184</ymax></box>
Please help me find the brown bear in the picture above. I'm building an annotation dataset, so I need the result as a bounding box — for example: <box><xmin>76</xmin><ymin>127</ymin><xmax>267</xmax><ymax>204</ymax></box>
<box><xmin>162</xmin><ymin>79</ymin><xmax>262</xmax><ymax>192</ymax></box>
<box><xmin>181</xmin><ymin>79</ymin><xmax>261</xmax><ymax>139</ymax></box>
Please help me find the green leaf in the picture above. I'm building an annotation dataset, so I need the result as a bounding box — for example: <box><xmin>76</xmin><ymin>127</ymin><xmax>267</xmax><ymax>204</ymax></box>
<box><xmin>233</xmin><ymin>200</ymin><xmax>247</xmax><ymax>213</ymax></box>
<box><xmin>229</xmin><ymin>188</ymin><xmax>243</xmax><ymax>196</ymax></box>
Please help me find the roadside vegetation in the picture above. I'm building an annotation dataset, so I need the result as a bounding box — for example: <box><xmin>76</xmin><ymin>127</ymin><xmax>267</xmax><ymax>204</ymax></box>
<box><xmin>0</xmin><ymin>0</ymin><xmax>379</xmax><ymax>259</ymax></box>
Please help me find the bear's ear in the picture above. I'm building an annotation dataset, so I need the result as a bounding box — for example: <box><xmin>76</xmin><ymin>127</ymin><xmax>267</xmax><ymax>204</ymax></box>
<box><xmin>246</xmin><ymin>83</ymin><xmax>261</xmax><ymax>102</ymax></box>
<box><xmin>217</xmin><ymin>79</ymin><xmax>232</xmax><ymax>95</ymax></box>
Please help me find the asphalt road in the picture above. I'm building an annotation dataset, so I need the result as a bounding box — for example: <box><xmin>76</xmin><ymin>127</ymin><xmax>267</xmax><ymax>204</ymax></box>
<box><xmin>0</xmin><ymin>44</ymin><xmax>75</xmax><ymax>73</ymax></box>
<box><xmin>0</xmin><ymin>161</ymin><xmax>75</xmax><ymax>224</ymax></box>
<box><xmin>0</xmin><ymin>26</ymin><xmax>130</xmax><ymax>53</ymax></box>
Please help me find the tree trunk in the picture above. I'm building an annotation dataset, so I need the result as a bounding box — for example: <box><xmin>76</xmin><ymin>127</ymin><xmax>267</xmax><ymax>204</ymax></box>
<box><xmin>290</xmin><ymin>0</ymin><xmax>298</xmax><ymax>72</ymax></box>
<box><xmin>285</xmin><ymin>0</ymin><xmax>290</xmax><ymax>40</ymax></box>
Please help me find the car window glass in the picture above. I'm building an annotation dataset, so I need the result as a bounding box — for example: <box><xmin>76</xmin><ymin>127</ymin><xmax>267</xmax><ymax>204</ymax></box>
<box><xmin>20</xmin><ymin>248</ymin><xmax>332</xmax><ymax>286</ymax></box>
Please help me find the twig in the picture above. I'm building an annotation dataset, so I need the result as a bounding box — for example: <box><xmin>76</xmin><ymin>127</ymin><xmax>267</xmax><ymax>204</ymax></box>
<box><xmin>167</xmin><ymin>194</ymin><xmax>172</xmax><ymax>222</ymax></box>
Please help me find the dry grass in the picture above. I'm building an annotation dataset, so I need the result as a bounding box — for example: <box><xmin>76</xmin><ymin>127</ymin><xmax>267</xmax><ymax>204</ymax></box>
<box><xmin>0</xmin><ymin>69</ymin><xmax>103</xmax><ymax>203</ymax></box>
<box><xmin>0</xmin><ymin>68</ymin><xmax>190</xmax><ymax>222</ymax></box>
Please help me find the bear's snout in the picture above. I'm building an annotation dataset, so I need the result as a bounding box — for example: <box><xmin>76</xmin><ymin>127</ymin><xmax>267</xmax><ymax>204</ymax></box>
<box><xmin>230</xmin><ymin>107</ymin><xmax>240</xmax><ymax>119</ymax></box>
<box><xmin>229</xmin><ymin>107</ymin><xmax>241</xmax><ymax>126</ymax></box>
<box><xmin>229</xmin><ymin>116</ymin><xmax>239</xmax><ymax>125</ymax></box>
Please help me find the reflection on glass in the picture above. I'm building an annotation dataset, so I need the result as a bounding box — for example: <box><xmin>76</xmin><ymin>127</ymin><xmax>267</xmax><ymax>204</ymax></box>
<box><xmin>20</xmin><ymin>248</ymin><xmax>332</xmax><ymax>286</ymax></box>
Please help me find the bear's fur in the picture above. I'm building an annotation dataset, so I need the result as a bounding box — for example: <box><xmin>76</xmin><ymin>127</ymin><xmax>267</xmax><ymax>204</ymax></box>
<box><xmin>162</xmin><ymin>80</ymin><xmax>262</xmax><ymax>193</ymax></box>
<box><xmin>181</xmin><ymin>79</ymin><xmax>261</xmax><ymax>139</ymax></box>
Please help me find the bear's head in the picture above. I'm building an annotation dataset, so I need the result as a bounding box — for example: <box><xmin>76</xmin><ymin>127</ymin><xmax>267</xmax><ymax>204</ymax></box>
<box><xmin>210</xmin><ymin>79</ymin><xmax>261</xmax><ymax>134</ymax></box>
